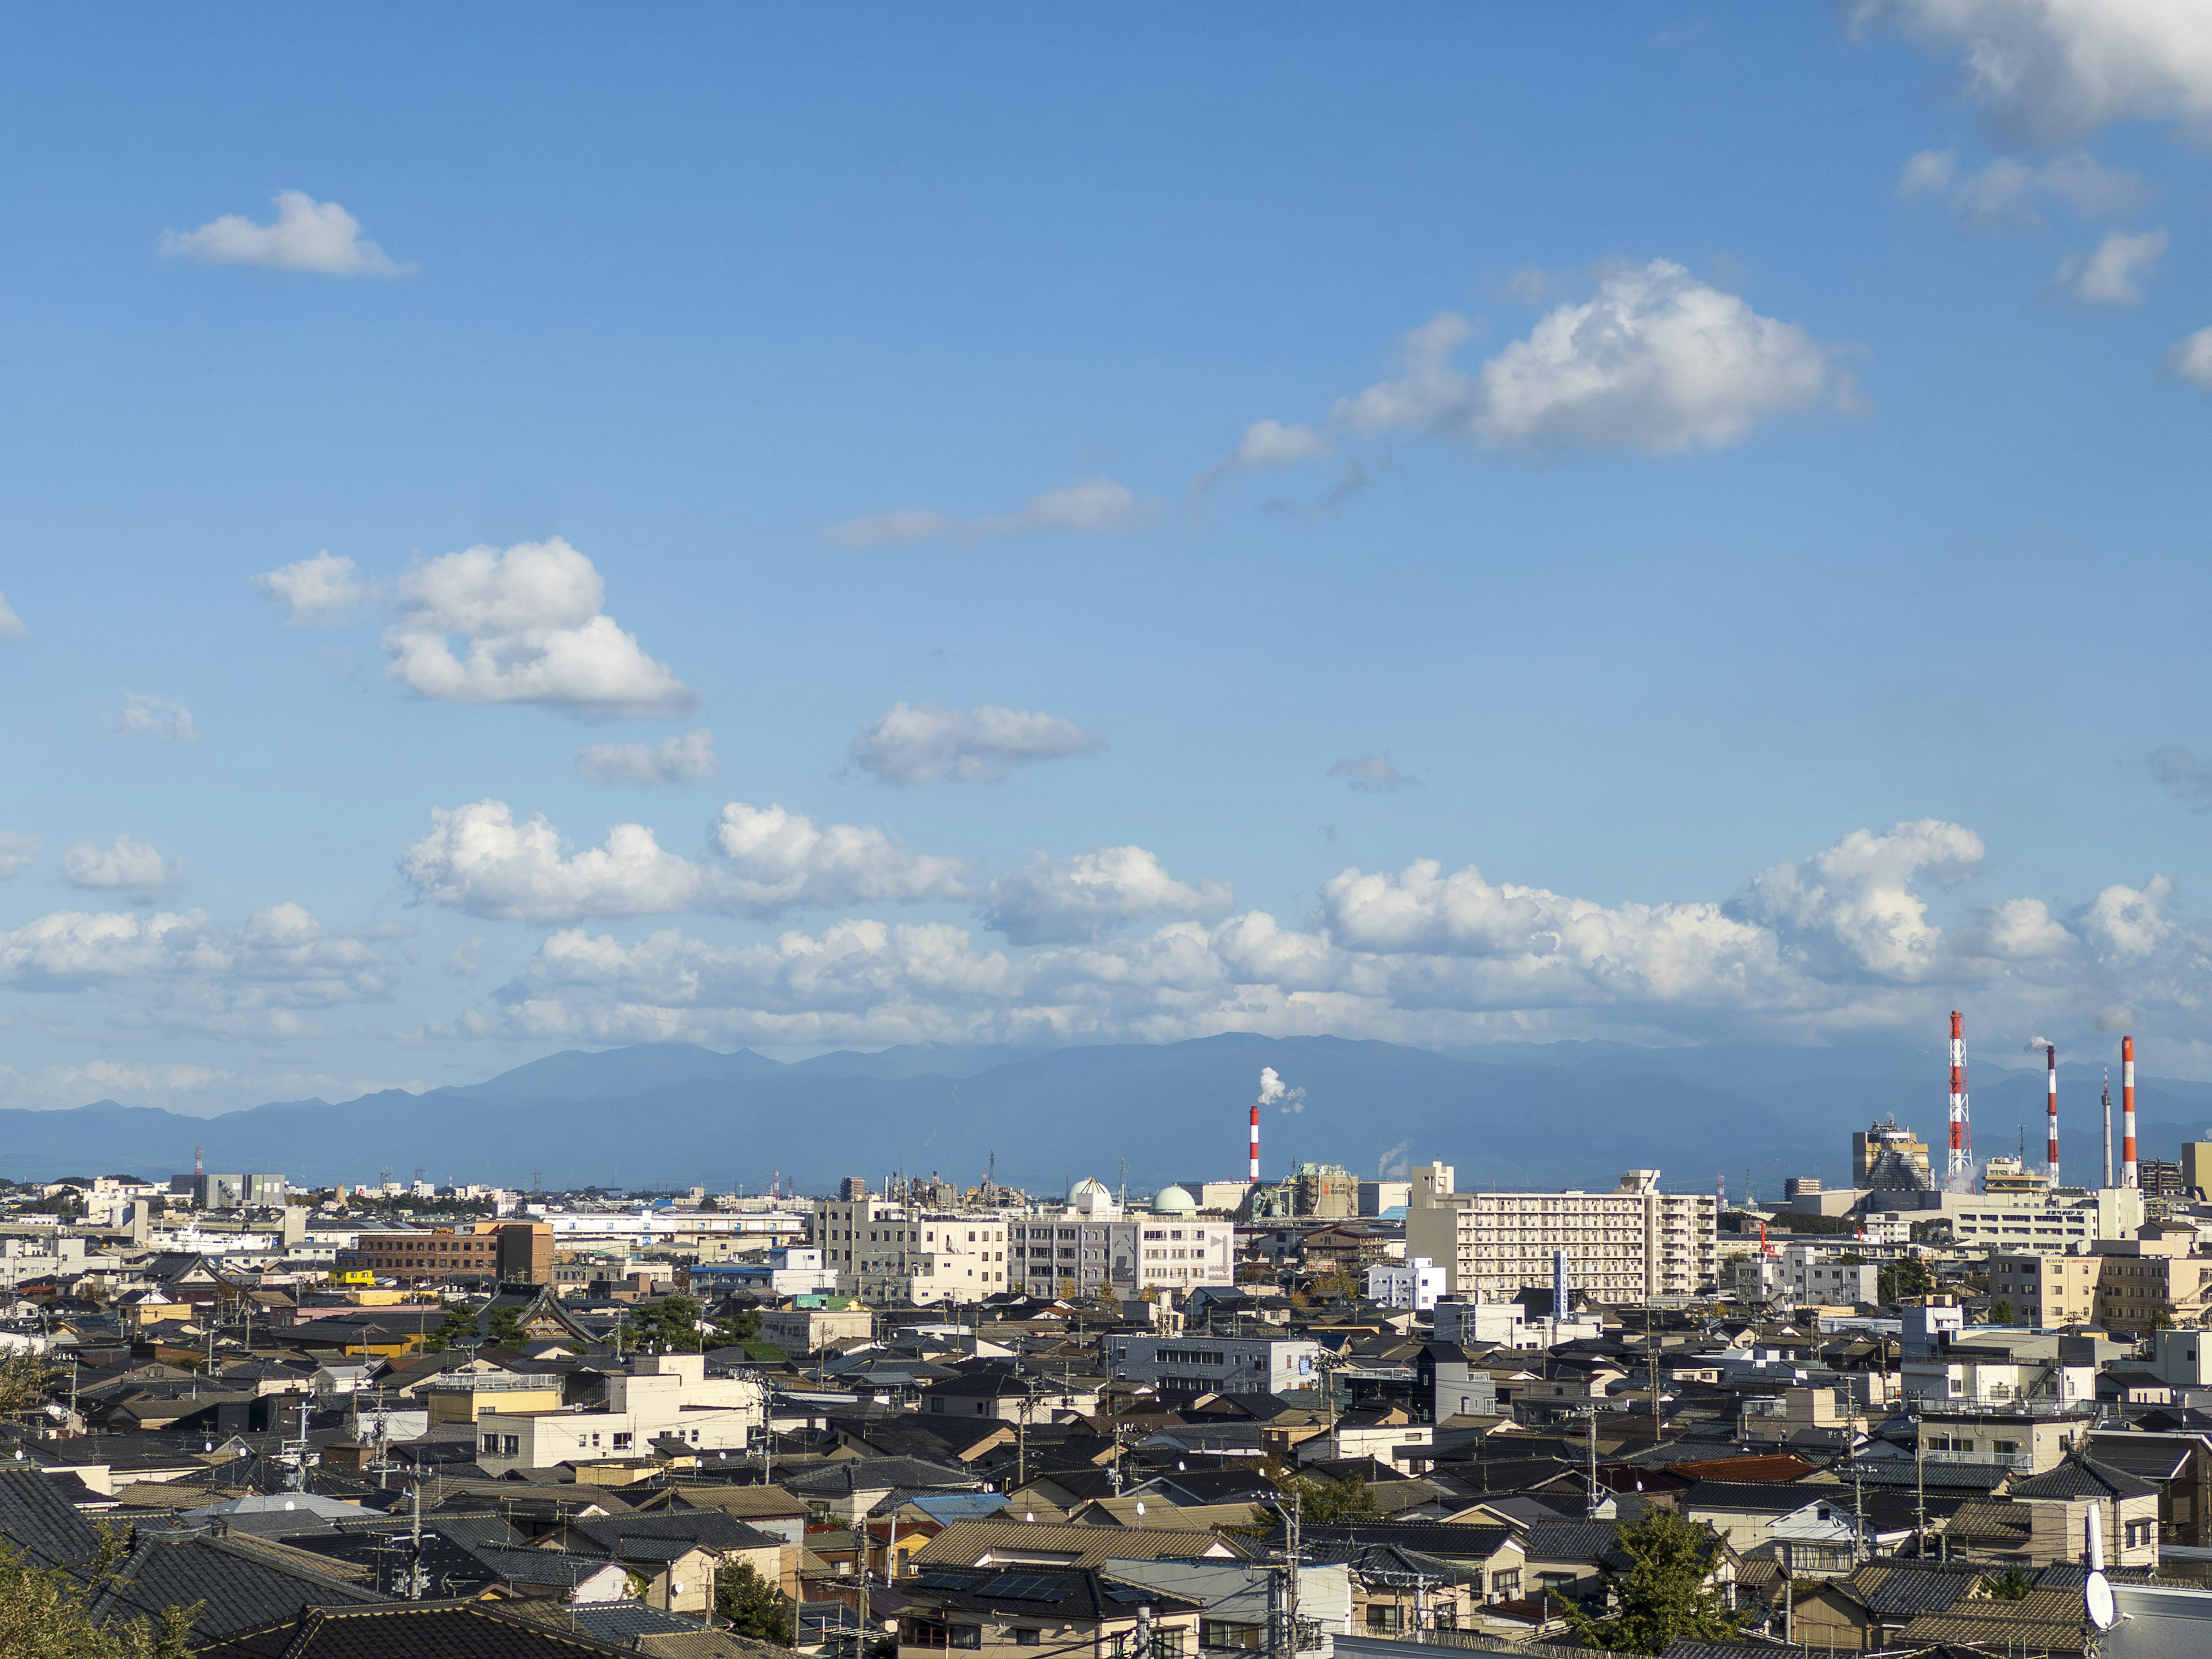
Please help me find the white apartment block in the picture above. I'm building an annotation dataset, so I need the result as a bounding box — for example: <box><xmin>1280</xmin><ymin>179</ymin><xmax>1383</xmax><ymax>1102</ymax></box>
<box><xmin>1406</xmin><ymin>1164</ymin><xmax>1717</xmax><ymax>1304</ymax></box>
<box><xmin>1007</xmin><ymin>1178</ymin><xmax>1233</xmax><ymax>1300</ymax></box>
<box><xmin>473</xmin><ymin>1355</ymin><xmax>760</xmax><ymax>1475</ymax></box>
<box><xmin>1105</xmin><ymin>1334</ymin><xmax>1321</xmax><ymax>1399</ymax></box>
<box><xmin>1729</xmin><ymin>1245</ymin><xmax>1878</xmax><ymax>1307</ymax></box>
<box><xmin>813</xmin><ymin>1195</ymin><xmax>1011</xmax><ymax>1304</ymax></box>
<box><xmin>1923</xmin><ymin>1187</ymin><xmax>2145</xmax><ymax>1255</ymax></box>
<box><xmin>1366</xmin><ymin>1256</ymin><xmax>1446</xmax><ymax>1310</ymax></box>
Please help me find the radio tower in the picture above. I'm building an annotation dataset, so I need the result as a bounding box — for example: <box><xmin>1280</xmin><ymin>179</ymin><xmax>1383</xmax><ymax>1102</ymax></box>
<box><xmin>2044</xmin><ymin>1044</ymin><xmax>2059</xmax><ymax>1188</ymax></box>
<box><xmin>1946</xmin><ymin>1010</ymin><xmax>1974</xmax><ymax>1192</ymax></box>
<box><xmin>2123</xmin><ymin>1036</ymin><xmax>2139</xmax><ymax>1189</ymax></box>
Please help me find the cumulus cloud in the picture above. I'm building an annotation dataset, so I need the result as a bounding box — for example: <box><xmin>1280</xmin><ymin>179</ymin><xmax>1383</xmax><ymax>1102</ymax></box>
<box><xmin>254</xmin><ymin>551</ymin><xmax>367</xmax><ymax>624</ymax></box>
<box><xmin>1335</xmin><ymin>262</ymin><xmax>1847</xmax><ymax>454</ymax></box>
<box><xmin>2162</xmin><ymin>327</ymin><xmax>2212</xmax><ymax>390</ymax></box>
<box><xmin>1898</xmin><ymin>149</ymin><xmax>2149</xmax><ymax>230</ymax></box>
<box><xmin>850</xmin><ymin>702</ymin><xmax>1103</xmax><ymax>785</ymax></box>
<box><xmin>575</xmin><ymin>730</ymin><xmax>719</xmax><ymax>785</ymax></box>
<box><xmin>0</xmin><ymin>902</ymin><xmax>395</xmax><ymax>1032</ymax></box>
<box><xmin>471</xmin><ymin>818</ymin><xmax>2212</xmax><ymax>1052</ymax></box>
<box><xmin>0</xmin><ymin>592</ymin><xmax>24</xmax><ymax>639</ymax></box>
<box><xmin>159</xmin><ymin>191</ymin><xmax>411</xmax><ymax>276</ymax></box>
<box><xmin>2056</xmin><ymin>226</ymin><xmax>2167</xmax><ymax>302</ymax></box>
<box><xmin>0</xmin><ymin>834</ymin><xmax>37</xmax><ymax>880</ymax></box>
<box><xmin>1328</xmin><ymin>755</ymin><xmax>1419</xmax><ymax>793</ymax></box>
<box><xmin>397</xmin><ymin>798</ymin><xmax>970</xmax><ymax>924</ymax></box>
<box><xmin>1192</xmin><ymin>420</ymin><xmax>1334</xmax><ymax>496</ymax></box>
<box><xmin>111</xmin><ymin>693</ymin><xmax>195</xmax><ymax>743</ymax></box>
<box><xmin>1854</xmin><ymin>0</ymin><xmax>2212</xmax><ymax>145</ymax></box>
<box><xmin>983</xmin><ymin>846</ymin><xmax>1234</xmax><ymax>945</ymax></box>
<box><xmin>62</xmin><ymin>835</ymin><xmax>181</xmax><ymax>902</ymax></box>
<box><xmin>381</xmin><ymin>537</ymin><xmax>697</xmax><ymax>719</ymax></box>
<box><xmin>824</xmin><ymin>477</ymin><xmax>1161</xmax><ymax>549</ymax></box>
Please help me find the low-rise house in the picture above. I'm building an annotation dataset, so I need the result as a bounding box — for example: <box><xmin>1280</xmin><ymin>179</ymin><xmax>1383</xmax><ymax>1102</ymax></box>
<box><xmin>896</xmin><ymin>1567</ymin><xmax>1201</xmax><ymax>1659</ymax></box>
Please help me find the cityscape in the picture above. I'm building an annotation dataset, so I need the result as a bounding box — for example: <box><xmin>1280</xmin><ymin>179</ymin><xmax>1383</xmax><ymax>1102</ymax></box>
<box><xmin>10</xmin><ymin>6</ymin><xmax>2212</xmax><ymax>1659</ymax></box>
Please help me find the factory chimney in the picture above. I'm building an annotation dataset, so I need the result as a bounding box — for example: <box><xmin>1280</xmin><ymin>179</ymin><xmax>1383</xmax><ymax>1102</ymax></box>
<box><xmin>1947</xmin><ymin>1010</ymin><xmax>1974</xmax><ymax>1192</ymax></box>
<box><xmin>2102</xmin><ymin>1066</ymin><xmax>2114</xmax><ymax>1189</ymax></box>
<box><xmin>2046</xmin><ymin>1044</ymin><xmax>2059</xmax><ymax>1187</ymax></box>
<box><xmin>1248</xmin><ymin>1101</ymin><xmax>1259</xmax><ymax>1184</ymax></box>
<box><xmin>2123</xmin><ymin>1036</ymin><xmax>2138</xmax><ymax>1190</ymax></box>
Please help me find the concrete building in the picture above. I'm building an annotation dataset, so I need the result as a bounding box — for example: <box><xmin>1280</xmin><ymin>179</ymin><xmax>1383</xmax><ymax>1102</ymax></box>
<box><xmin>2184</xmin><ymin>1142</ymin><xmax>2212</xmax><ymax>1200</ymax></box>
<box><xmin>336</xmin><ymin>1221</ymin><xmax>553</xmax><ymax>1285</ymax></box>
<box><xmin>1358</xmin><ymin>1179</ymin><xmax>1411</xmax><ymax>1217</ymax></box>
<box><xmin>813</xmin><ymin>1192</ymin><xmax>1011</xmax><ymax>1304</ymax></box>
<box><xmin>1406</xmin><ymin>1164</ymin><xmax>1717</xmax><ymax>1303</ymax></box>
<box><xmin>757</xmin><ymin>1304</ymin><xmax>873</xmax><ymax>1353</ymax></box>
<box><xmin>474</xmin><ymin>1354</ymin><xmax>760</xmax><ymax>1474</ymax></box>
<box><xmin>1728</xmin><ymin>1245</ymin><xmax>1877</xmax><ymax>1308</ymax></box>
<box><xmin>1928</xmin><ymin>1186</ymin><xmax>2145</xmax><ymax>1253</ymax></box>
<box><xmin>1853</xmin><ymin>1122</ymin><xmax>1933</xmax><ymax>1192</ymax></box>
<box><xmin>1006</xmin><ymin>1179</ymin><xmax>1233</xmax><ymax>1300</ymax></box>
<box><xmin>2093</xmin><ymin>1225</ymin><xmax>2212</xmax><ymax>1336</ymax></box>
<box><xmin>686</xmin><ymin>1247</ymin><xmax>837</xmax><ymax>1298</ymax></box>
<box><xmin>1365</xmin><ymin>1256</ymin><xmax>1445</xmax><ymax>1310</ymax></box>
<box><xmin>1987</xmin><ymin>1252</ymin><xmax>2100</xmax><ymax>1327</ymax></box>
<box><xmin>1104</xmin><ymin>1334</ymin><xmax>1321</xmax><ymax>1399</ymax></box>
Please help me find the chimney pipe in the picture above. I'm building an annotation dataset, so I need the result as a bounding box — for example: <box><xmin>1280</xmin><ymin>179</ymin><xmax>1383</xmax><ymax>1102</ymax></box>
<box><xmin>1248</xmin><ymin>1103</ymin><xmax>1259</xmax><ymax>1184</ymax></box>
<box><xmin>2102</xmin><ymin>1065</ymin><xmax>2114</xmax><ymax>1189</ymax></box>
<box><xmin>1947</xmin><ymin>1011</ymin><xmax>1973</xmax><ymax>1192</ymax></box>
<box><xmin>2046</xmin><ymin>1044</ymin><xmax>2059</xmax><ymax>1188</ymax></box>
<box><xmin>2123</xmin><ymin>1036</ymin><xmax>2138</xmax><ymax>1190</ymax></box>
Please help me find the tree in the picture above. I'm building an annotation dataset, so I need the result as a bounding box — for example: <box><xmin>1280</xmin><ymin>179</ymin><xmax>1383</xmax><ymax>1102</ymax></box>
<box><xmin>421</xmin><ymin>1302</ymin><xmax>479</xmax><ymax>1354</ymax></box>
<box><xmin>714</xmin><ymin>1560</ymin><xmax>793</xmax><ymax>1646</ymax></box>
<box><xmin>0</xmin><ymin>1349</ymin><xmax>60</xmax><ymax>1419</ymax></box>
<box><xmin>1878</xmin><ymin>1258</ymin><xmax>1934</xmax><ymax>1307</ymax></box>
<box><xmin>1987</xmin><ymin>1565</ymin><xmax>2032</xmax><ymax>1601</ymax></box>
<box><xmin>707</xmin><ymin>1308</ymin><xmax>762</xmax><ymax>1349</ymax></box>
<box><xmin>2152</xmin><ymin>1306</ymin><xmax>2175</xmax><ymax>1331</ymax></box>
<box><xmin>1556</xmin><ymin>1506</ymin><xmax>1745</xmax><ymax>1656</ymax></box>
<box><xmin>634</xmin><ymin>1296</ymin><xmax>706</xmax><ymax>1353</ymax></box>
<box><xmin>0</xmin><ymin>1541</ymin><xmax>196</xmax><ymax>1659</ymax></box>
<box><xmin>1990</xmin><ymin>1298</ymin><xmax>2016</xmax><ymax>1326</ymax></box>
<box><xmin>1252</xmin><ymin>1468</ymin><xmax>1381</xmax><ymax>1528</ymax></box>
<box><xmin>483</xmin><ymin>1306</ymin><xmax>529</xmax><ymax>1350</ymax></box>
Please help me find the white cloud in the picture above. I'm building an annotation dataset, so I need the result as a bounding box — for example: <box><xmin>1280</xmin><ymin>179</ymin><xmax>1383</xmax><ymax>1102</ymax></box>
<box><xmin>2163</xmin><ymin>327</ymin><xmax>2212</xmax><ymax>389</ymax></box>
<box><xmin>1899</xmin><ymin>149</ymin><xmax>2149</xmax><ymax>230</ymax></box>
<box><xmin>983</xmin><ymin>846</ymin><xmax>1233</xmax><ymax>945</ymax></box>
<box><xmin>0</xmin><ymin>902</ymin><xmax>395</xmax><ymax>1031</ymax></box>
<box><xmin>1192</xmin><ymin>420</ymin><xmax>1334</xmax><ymax>495</ymax></box>
<box><xmin>1855</xmin><ymin>0</ymin><xmax>2212</xmax><ymax>144</ymax></box>
<box><xmin>445</xmin><ymin>934</ymin><xmax>488</xmax><ymax>976</ymax></box>
<box><xmin>484</xmin><ymin>819</ymin><xmax>2212</xmax><ymax>1052</ymax></box>
<box><xmin>824</xmin><ymin>477</ymin><xmax>1161</xmax><ymax>549</ymax></box>
<box><xmin>1258</xmin><ymin>1065</ymin><xmax>1306</xmax><ymax>1115</ymax></box>
<box><xmin>254</xmin><ymin>551</ymin><xmax>367</xmax><ymax>624</ymax></box>
<box><xmin>850</xmin><ymin>702</ymin><xmax>1103</xmax><ymax>785</ymax></box>
<box><xmin>1328</xmin><ymin>756</ymin><xmax>1419</xmax><ymax>793</ymax></box>
<box><xmin>2056</xmin><ymin>226</ymin><xmax>2168</xmax><ymax>302</ymax></box>
<box><xmin>1335</xmin><ymin>262</ymin><xmax>1847</xmax><ymax>454</ymax></box>
<box><xmin>575</xmin><ymin>730</ymin><xmax>719</xmax><ymax>785</ymax></box>
<box><xmin>62</xmin><ymin>835</ymin><xmax>181</xmax><ymax>902</ymax></box>
<box><xmin>111</xmin><ymin>693</ymin><xmax>195</xmax><ymax>743</ymax></box>
<box><xmin>159</xmin><ymin>191</ymin><xmax>411</xmax><ymax>276</ymax></box>
<box><xmin>0</xmin><ymin>833</ymin><xmax>36</xmax><ymax>879</ymax></box>
<box><xmin>397</xmin><ymin>798</ymin><xmax>971</xmax><ymax>924</ymax></box>
<box><xmin>382</xmin><ymin>537</ymin><xmax>698</xmax><ymax>719</ymax></box>
<box><xmin>0</xmin><ymin>592</ymin><xmax>24</xmax><ymax>639</ymax></box>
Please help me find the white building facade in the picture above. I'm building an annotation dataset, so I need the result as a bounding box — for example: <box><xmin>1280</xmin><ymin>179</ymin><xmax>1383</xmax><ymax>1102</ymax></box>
<box><xmin>1406</xmin><ymin>1165</ymin><xmax>1718</xmax><ymax>1303</ymax></box>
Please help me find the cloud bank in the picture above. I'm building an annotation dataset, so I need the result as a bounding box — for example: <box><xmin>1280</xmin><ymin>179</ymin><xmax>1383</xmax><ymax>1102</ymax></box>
<box><xmin>160</xmin><ymin>191</ymin><xmax>411</xmax><ymax>276</ymax></box>
<box><xmin>850</xmin><ymin>702</ymin><xmax>1103</xmax><ymax>785</ymax></box>
<box><xmin>575</xmin><ymin>730</ymin><xmax>719</xmax><ymax>786</ymax></box>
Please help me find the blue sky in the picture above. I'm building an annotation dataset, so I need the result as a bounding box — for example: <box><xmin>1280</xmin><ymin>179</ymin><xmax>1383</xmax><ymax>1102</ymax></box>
<box><xmin>7</xmin><ymin>3</ymin><xmax>2212</xmax><ymax>1114</ymax></box>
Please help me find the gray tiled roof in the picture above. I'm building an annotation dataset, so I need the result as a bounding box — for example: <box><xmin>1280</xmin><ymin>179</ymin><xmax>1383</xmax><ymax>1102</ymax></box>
<box><xmin>0</xmin><ymin>1466</ymin><xmax>105</xmax><ymax>1567</ymax></box>
<box><xmin>2009</xmin><ymin>1456</ymin><xmax>2159</xmax><ymax>1502</ymax></box>
<box><xmin>89</xmin><ymin>1532</ymin><xmax>389</xmax><ymax>1639</ymax></box>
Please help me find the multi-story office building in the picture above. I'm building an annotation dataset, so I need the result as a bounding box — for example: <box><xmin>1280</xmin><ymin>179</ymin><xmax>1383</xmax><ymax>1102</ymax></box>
<box><xmin>336</xmin><ymin>1221</ymin><xmax>552</xmax><ymax>1285</ymax></box>
<box><xmin>1986</xmin><ymin>1252</ymin><xmax>2100</xmax><ymax>1327</ymax></box>
<box><xmin>1104</xmin><ymin>1334</ymin><xmax>1321</xmax><ymax>1399</ymax></box>
<box><xmin>812</xmin><ymin>1194</ymin><xmax>1010</xmax><ymax>1304</ymax></box>
<box><xmin>1933</xmin><ymin>1187</ymin><xmax>2145</xmax><ymax>1254</ymax></box>
<box><xmin>1406</xmin><ymin>1164</ymin><xmax>1717</xmax><ymax>1304</ymax></box>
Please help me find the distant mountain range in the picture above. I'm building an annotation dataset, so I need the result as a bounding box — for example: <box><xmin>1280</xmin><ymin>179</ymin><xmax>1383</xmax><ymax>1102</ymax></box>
<box><xmin>5</xmin><ymin>1035</ymin><xmax>2208</xmax><ymax>1198</ymax></box>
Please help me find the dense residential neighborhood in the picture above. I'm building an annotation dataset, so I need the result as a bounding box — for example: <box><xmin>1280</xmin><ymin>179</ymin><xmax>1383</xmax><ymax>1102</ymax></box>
<box><xmin>2</xmin><ymin>1124</ymin><xmax>2212</xmax><ymax>1657</ymax></box>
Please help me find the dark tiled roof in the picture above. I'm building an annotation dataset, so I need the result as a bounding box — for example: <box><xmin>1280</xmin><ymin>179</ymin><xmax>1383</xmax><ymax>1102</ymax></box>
<box><xmin>1518</xmin><ymin>1521</ymin><xmax>1624</xmax><ymax>1566</ymax></box>
<box><xmin>195</xmin><ymin>1599</ymin><xmax>642</xmax><ymax>1659</ymax></box>
<box><xmin>89</xmin><ymin>1532</ymin><xmax>388</xmax><ymax>1639</ymax></box>
<box><xmin>2009</xmin><ymin>1456</ymin><xmax>2159</xmax><ymax>1502</ymax></box>
<box><xmin>1679</xmin><ymin>1480</ymin><xmax>1828</xmax><ymax>1514</ymax></box>
<box><xmin>0</xmin><ymin>1466</ymin><xmax>106</xmax><ymax>1567</ymax></box>
<box><xmin>1839</xmin><ymin>1560</ymin><xmax>1988</xmax><ymax>1616</ymax></box>
<box><xmin>780</xmin><ymin>1456</ymin><xmax>975</xmax><ymax>1494</ymax></box>
<box><xmin>904</xmin><ymin>1566</ymin><xmax>1198</xmax><ymax>1620</ymax></box>
<box><xmin>1283</xmin><ymin>1522</ymin><xmax>1514</xmax><ymax>1561</ymax></box>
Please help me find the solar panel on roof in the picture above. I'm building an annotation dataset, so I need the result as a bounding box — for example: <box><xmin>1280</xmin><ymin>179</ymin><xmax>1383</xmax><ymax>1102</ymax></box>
<box><xmin>976</xmin><ymin>1572</ymin><xmax>1065</xmax><ymax>1601</ymax></box>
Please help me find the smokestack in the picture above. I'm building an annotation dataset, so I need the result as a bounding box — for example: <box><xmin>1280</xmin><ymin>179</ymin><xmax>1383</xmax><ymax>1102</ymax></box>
<box><xmin>1948</xmin><ymin>1010</ymin><xmax>1974</xmax><ymax>1191</ymax></box>
<box><xmin>2123</xmin><ymin>1036</ymin><xmax>2138</xmax><ymax>1189</ymax></box>
<box><xmin>2102</xmin><ymin>1066</ymin><xmax>2114</xmax><ymax>1189</ymax></box>
<box><xmin>1248</xmin><ymin>1103</ymin><xmax>1260</xmax><ymax>1184</ymax></box>
<box><xmin>194</xmin><ymin>1140</ymin><xmax>203</xmax><ymax>1177</ymax></box>
<box><xmin>2046</xmin><ymin>1045</ymin><xmax>2060</xmax><ymax>1188</ymax></box>
<box><xmin>1552</xmin><ymin>1248</ymin><xmax>1569</xmax><ymax>1320</ymax></box>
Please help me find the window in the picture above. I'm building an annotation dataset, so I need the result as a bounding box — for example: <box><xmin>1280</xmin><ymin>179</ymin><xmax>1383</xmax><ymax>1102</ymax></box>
<box><xmin>1431</xmin><ymin>1608</ymin><xmax>1456</xmax><ymax>1633</ymax></box>
<box><xmin>1490</xmin><ymin>1570</ymin><xmax>1520</xmax><ymax>1599</ymax></box>
<box><xmin>612</xmin><ymin>1432</ymin><xmax>632</xmax><ymax>1450</ymax></box>
<box><xmin>1148</xmin><ymin>1633</ymin><xmax>1184</xmax><ymax>1659</ymax></box>
<box><xmin>502</xmin><ymin>1435</ymin><xmax>519</xmax><ymax>1455</ymax></box>
<box><xmin>1367</xmin><ymin>1607</ymin><xmax>1402</xmax><ymax>1633</ymax></box>
<box><xmin>482</xmin><ymin>1434</ymin><xmax>498</xmax><ymax>1453</ymax></box>
<box><xmin>909</xmin><ymin>1622</ymin><xmax>981</xmax><ymax>1650</ymax></box>
<box><xmin>1200</xmin><ymin>1623</ymin><xmax>1260</xmax><ymax>1652</ymax></box>
<box><xmin>1014</xmin><ymin>1633</ymin><xmax>1041</xmax><ymax>1647</ymax></box>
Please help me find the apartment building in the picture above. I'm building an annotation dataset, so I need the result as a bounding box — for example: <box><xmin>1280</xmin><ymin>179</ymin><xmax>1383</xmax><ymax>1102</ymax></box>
<box><xmin>1987</xmin><ymin>1252</ymin><xmax>2100</xmax><ymax>1327</ymax></box>
<box><xmin>335</xmin><ymin>1221</ymin><xmax>553</xmax><ymax>1285</ymax></box>
<box><xmin>1406</xmin><ymin>1164</ymin><xmax>1717</xmax><ymax>1303</ymax></box>
<box><xmin>1007</xmin><ymin>1178</ymin><xmax>1233</xmax><ymax>1299</ymax></box>
<box><xmin>1938</xmin><ymin>1187</ymin><xmax>2146</xmax><ymax>1254</ymax></box>
<box><xmin>474</xmin><ymin>1354</ymin><xmax>760</xmax><ymax>1474</ymax></box>
<box><xmin>813</xmin><ymin>1194</ymin><xmax>1010</xmax><ymax>1304</ymax></box>
<box><xmin>2093</xmin><ymin>1227</ymin><xmax>2212</xmax><ymax>1336</ymax></box>
<box><xmin>1728</xmin><ymin>1246</ymin><xmax>1877</xmax><ymax>1308</ymax></box>
<box><xmin>1105</xmin><ymin>1334</ymin><xmax>1321</xmax><ymax>1399</ymax></box>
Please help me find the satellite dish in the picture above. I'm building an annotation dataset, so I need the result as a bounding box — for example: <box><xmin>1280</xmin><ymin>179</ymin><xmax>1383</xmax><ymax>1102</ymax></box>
<box><xmin>2085</xmin><ymin>1571</ymin><xmax>2117</xmax><ymax>1631</ymax></box>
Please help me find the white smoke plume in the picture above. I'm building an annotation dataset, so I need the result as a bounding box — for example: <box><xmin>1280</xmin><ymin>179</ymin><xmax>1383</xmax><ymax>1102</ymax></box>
<box><xmin>2024</xmin><ymin>1034</ymin><xmax>2052</xmax><ymax>1054</ymax></box>
<box><xmin>1377</xmin><ymin>1139</ymin><xmax>1412</xmax><ymax>1179</ymax></box>
<box><xmin>1258</xmin><ymin>1066</ymin><xmax>1306</xmax><ymax>1115</ymax></box>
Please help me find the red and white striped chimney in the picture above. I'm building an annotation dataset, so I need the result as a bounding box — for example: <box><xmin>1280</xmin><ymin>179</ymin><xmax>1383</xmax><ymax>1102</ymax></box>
<box><xmin>1248</xmin><ymin>1102</ymin><xmax>1260</xmax><ymax>1184</ymax></box>
<box><xmin>2123</xmin><ymin>1035</ymin><xmax>2138</xmax><ymax>1189</ymax></box>
<box><xmin>1947</xmin><ymin>1010</ymin><xmax>1973</xmax><ymax>1190</ymax></box>
<box><xmin>2046</xmin><ymin>1044</ymin><xmax>2059</xmax><ymax>1188</ymax></box>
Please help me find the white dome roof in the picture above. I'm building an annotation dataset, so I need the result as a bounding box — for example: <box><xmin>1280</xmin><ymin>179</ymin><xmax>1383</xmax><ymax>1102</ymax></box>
<box><xmin>1153</xmin><ymin>1185</ymin><xmax>1198</xmax><ymax>1214</ymax></box>
<box><xmin>1070</xmin><ymin>1176</ymin><xmax>1112</xmax><ymax>1202</ymax></box>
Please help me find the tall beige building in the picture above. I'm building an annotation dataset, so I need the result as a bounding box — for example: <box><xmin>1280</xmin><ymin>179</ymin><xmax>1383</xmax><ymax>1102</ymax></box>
<box><xmin>813</xmin><ymin>1194</ymin><xmax>1012</xmax><ymax>1305</ymax></box>
<box><xmin>1406</xmin><ymin>1163</ymin><xmax>1718</xmax><ymax>1304</ymax></box>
